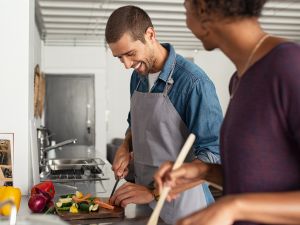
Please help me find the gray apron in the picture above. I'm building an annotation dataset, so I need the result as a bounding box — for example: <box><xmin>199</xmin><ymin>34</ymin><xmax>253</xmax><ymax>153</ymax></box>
<box><xmin>130</xmin><ymin>60</ymin><xmax>207</xmax><ymax>224</ymax></box>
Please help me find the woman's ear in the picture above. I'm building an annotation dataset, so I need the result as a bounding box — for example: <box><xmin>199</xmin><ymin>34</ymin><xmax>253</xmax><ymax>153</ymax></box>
<box><xmin>145</xmin><ymin>27</ymin><xmax>156</xmax><ymax>42</ymax></box>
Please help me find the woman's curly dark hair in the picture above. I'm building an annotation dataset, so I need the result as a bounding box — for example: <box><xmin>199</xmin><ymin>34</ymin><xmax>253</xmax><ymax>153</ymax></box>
<box><xmin>192</xmin><ymin>0</ymin><xmax>268</xmax><ymax>17</ymax></box>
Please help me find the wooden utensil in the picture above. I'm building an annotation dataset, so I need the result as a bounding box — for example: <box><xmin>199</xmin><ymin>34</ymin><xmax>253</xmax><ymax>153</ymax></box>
<box><xmin>147</xmin><ymin>133</ymin><xmax>196</xmax><ymax>225</ymax></box>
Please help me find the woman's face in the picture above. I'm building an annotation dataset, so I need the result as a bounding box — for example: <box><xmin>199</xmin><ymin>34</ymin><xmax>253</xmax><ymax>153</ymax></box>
<box><xmin>184</xmin><ymin>0</ymin><xmax>217</xmax><ymax>50</ymax></box>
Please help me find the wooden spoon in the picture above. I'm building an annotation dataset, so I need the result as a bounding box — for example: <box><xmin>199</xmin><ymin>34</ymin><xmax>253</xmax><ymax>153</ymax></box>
<box><xmin>147</xmin><ymin>133</ymin><xmax>196</xmax><ymax>225</ymax></box>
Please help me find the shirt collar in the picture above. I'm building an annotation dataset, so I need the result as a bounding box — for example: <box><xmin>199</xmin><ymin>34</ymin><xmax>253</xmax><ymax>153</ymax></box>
<box><xmin>138</xmin><ymin>43</ymin><xmax>176</xmax><ymax>84</ymax></box>
<box><xmin>158</xmin><ymin>43</ymin><xmax>176</xmax><ymax>83</ymax></box>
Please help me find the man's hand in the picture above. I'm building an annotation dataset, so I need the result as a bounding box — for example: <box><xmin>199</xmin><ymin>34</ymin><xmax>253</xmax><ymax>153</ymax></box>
<box><xmin>153</xmin><ymin>161</ymin><xmax>209</xmax><ymax>201</ymax></box>
<box><xmin>112</xmin><ymin>144</ymin><xmax>132</xmax><ymax>178</ymax></box>
<box><xmin>109</xmin><ymin>182</ymin><xmax>154</xmax><ymax>207</ymax></box>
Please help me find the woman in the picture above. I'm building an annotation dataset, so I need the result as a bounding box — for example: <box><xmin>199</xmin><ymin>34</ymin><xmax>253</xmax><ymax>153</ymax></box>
<box><xmin>154</xmin><ymin>0</ymin><xmax>300</xmax><ymax>224</ymax></box>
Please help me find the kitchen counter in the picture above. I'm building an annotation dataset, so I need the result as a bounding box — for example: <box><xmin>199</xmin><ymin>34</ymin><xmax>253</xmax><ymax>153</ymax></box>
<box><xmin>17</xmin><ymin>147</ymin><xmax>167</xmax><ymax>225</ymax></box>
<box><xmin>19</xmin><ymin>196</ymin><xmax>166</xmax><ymax>225</ymax></box>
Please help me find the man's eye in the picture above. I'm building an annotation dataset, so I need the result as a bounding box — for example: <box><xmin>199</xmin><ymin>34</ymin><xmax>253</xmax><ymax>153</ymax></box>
<box><xmin>127</xmin><ymin>52</ymin><xmax>135</xmax><ymax>56</ymax></box>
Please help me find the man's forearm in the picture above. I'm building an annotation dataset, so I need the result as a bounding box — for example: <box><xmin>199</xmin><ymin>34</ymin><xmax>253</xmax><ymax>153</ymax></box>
<box><xmin>123</xmin><ymin>129</ymin><xmax>132</xmax><ymax>151</ymax></box>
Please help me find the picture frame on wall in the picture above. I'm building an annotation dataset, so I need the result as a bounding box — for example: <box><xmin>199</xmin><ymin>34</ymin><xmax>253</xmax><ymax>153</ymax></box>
<box><xmin>0</xmin><ymin>133</ymin><xmax>14</xmax><ymax>186</ymax></box>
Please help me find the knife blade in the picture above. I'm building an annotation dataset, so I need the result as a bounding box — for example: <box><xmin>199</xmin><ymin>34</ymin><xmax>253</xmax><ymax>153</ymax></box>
<box><xmin>109</xmin><ymin>178</ymin><xmax>120</xmax><ymax>199</ymax></box>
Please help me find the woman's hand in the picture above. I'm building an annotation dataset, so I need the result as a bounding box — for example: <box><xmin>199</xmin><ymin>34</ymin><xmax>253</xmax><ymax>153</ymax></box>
<box><xmin>153</xmin><ymin>161</ymin><xmax>209</xmax><ymax>201</ymax></box>
<box><xmin>176</xmin><ymin>195</ymin><xmax>237</xmax><ymax>225</ymax></box>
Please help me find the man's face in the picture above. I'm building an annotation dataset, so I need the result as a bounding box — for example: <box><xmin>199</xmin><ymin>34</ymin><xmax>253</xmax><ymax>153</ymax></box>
<box><xmin>108</xmin><ymin>32</ymin><xmax>155</xmax><ymax>75</ymax></box>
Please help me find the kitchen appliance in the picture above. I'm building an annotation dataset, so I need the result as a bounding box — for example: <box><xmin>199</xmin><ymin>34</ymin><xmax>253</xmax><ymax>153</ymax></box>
<box><xmin>40</xmin><ymin>158</ymin><xmax>108</xmax><ymax>183</ymax></box>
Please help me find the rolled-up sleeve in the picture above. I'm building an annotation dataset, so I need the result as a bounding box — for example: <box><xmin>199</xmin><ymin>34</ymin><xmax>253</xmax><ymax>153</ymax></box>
<box><xmin>186</xmin><ymin>76</ymin><xmax>223</xmax><ymax>164</ymax></box>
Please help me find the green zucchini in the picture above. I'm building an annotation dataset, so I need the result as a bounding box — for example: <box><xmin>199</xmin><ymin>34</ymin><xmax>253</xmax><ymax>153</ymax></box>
<box><xmin>59</xmin><ymin>194</ymin><xmax>74</xmax><ymax>198</ymax></box>
<box><xmin>56</xmin><ymin>206</ymin><xmax>71</xmax><ymax>211</ymax></box>
<box><xmin>58</xmin><ymin>197</ymin><xmax>73</xmax><ymax>204</ymax></box>
<box><xmin>56</xmin><ymin>201</ymin><xmax>73</xmax><ymax>208</ymax></box>
<box><xmin>78</xmin><ymin>203</ymin><xmax>90</xmax><ymax>212</ymax></box>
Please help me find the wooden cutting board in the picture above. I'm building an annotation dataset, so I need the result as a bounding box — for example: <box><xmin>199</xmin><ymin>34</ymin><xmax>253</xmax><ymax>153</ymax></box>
<box><xmin>56</xmin><ymin>198</ymin><xmax>124</xmax><ymax>221</ymax></box>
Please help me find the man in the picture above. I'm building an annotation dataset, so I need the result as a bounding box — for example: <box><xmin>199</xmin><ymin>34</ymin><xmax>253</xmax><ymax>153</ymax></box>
<box><xmin>105</xmin><ymin>5</ymin><xmax>223</xmax><ymax>224</ymax></box>
<box><xmin>154</xmin><ymin>0</ymin><xmax>300</xmax><ymax>225</ymax></box>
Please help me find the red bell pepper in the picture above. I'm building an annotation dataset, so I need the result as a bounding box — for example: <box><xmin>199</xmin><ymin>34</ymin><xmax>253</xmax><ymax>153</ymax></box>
<box><xmin>31</xmin><ymin>181</ymin><xmax>55</xmax><ymax>199</ymax></box>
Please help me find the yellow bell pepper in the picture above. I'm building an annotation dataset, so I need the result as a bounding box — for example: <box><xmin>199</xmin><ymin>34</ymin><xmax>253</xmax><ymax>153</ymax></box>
<box><xmin>0</xmin><ymin>186</ymin><xmax>22</xmax><ymax>216</ymax></box>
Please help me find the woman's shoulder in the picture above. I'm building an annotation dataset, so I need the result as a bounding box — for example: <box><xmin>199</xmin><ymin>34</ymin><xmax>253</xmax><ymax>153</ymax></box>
<box><xmin>267</xmin><ymin>40</ymin><xmax>300</xmax><ymax>59</ymax></box>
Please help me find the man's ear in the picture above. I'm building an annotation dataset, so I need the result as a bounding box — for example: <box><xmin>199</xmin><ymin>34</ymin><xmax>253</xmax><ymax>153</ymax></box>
<box><xmin>145</xmin><ymin>27</ymin><xmax>156</xmax><ymax>42</ymax></box>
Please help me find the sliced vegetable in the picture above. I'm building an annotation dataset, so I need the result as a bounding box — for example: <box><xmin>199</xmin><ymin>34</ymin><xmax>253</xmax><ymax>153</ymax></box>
<box><xmin>93</xmin><ymin>199</ymin><xmax>115</xmax><ymax>210</ymax></box>
<box><xmin>72</xmin><ymin>193</ymin><xmax>92</xmax><ymax>203</ymax></box>
<box><xmin>89</xmin><ymin>204</ymin><xmax>99</xmax><ymax>212</ymax></box>
<box><xmin>78</xmin><ymin>203</ymin><xmax>90</xmax><ymax>212</ymax></box>
<box><xmin>56</xmin><ymin>201</ymin><xmax>72</xmax><ymax>208</ymax></box>
<box><xmin>69</xmin><ymin>204</ymin><xmax>78</xmax><ymax>213</ymax></box>
<box><xmin>56</xmin><ymin>206</ymin><xmax>71</xmax><ymax>211</ymax></box>
<box><xmin>59</xmin><ymin>194</ymin><xmax>74</xmax><ymax>198</ymax></box>
<box><xmin>75</xmin><ymin>191</ymin><xmax>83</xmax><ymax>199</ymax></box>
<box><xmin>58</xmin><ymin>197</ymin><xmax>73</xmax><ymax>204</ymax></box>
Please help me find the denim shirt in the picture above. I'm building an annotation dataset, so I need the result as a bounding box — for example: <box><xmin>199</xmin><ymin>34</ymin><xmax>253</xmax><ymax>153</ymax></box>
<box><xmin>127</xmin><ymin>43</ymin><xmax>223</xmax><ymax>164</ymax></box>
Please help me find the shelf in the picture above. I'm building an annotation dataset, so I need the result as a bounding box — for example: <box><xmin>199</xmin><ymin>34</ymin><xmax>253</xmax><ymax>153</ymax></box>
<box><xmin>0</xmin><ymin>149</ymin><xmax>8</xmax><ymax>152</ymax></box>
<box><xmin>0</xmin><ymin>164</ymin><xmax>12</xmax><ymax>168</ymax></box>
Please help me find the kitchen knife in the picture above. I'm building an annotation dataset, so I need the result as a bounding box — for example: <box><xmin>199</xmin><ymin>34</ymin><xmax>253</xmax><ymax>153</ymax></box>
<box><xmin>109</xmin><ymin>178</ymin><xmax>120</xmax><ymax>199</ymax></box>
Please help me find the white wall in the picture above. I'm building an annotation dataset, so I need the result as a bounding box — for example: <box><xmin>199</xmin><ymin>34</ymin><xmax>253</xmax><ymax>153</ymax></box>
<box><xmin>105</xmin><ymin>51</ymin><xmax>132</xmax><ymax>142</ymax></box>
<box><xmin>42</xmin><ymin>46</ymin><xmax>107</xmax><ymax>158</ymax></box>
<box><xmin>0</xmin><ymin>0</ymin><xmax>36</xmax><ymax>194</ymax></box>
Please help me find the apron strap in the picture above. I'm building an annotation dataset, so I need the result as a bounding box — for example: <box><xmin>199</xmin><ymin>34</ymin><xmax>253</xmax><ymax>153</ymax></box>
<box><xmin>135</xmin><ymin>79</ymin><xmax>142</xmax><ymax>91</ymax></box>
<box><xmin>163</xmin><ymin>77</ymin><xmax>174</xmax><ymax>97</ymax></box>
<box><xmin>163</xmin><ymin>59</ymin><xmax>176</xmax><ymax>97</ymax></box>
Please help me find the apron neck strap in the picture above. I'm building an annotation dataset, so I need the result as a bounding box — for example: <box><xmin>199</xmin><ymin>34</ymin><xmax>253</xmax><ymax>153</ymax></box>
<box><xmin>163</xmin><ymin>59</ymin><xmax>176</xmax><ymax>97</ymax></box>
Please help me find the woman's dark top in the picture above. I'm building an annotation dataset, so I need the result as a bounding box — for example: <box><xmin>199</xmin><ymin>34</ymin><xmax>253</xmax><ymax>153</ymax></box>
<box><xmin>221</xmin><ymin>42</ymin><xmax>300</xmax><ymax>225</ymax></box>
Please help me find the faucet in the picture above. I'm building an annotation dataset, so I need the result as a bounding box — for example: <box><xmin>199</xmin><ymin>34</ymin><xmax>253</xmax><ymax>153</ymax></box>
<box><xmin>39</xmin><ymin>139</ymin><xmax>77</xmax><ymax>167</ymax></box>
<box><xmin>42</xmin><ymin>138</ymin><xmax>78</xmax><ymax>152</ymax></box>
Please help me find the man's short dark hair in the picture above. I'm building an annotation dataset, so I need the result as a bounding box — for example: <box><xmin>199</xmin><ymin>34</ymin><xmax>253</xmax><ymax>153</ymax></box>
<box><xmin>105</xmin><ymin>5</ymin><xmax>153</xmax><ymax>44</ymax></box>
<box><xmin>192</xmin><ymin>0</ymin><xmax>268</xmax><ymax>18</ymax></box>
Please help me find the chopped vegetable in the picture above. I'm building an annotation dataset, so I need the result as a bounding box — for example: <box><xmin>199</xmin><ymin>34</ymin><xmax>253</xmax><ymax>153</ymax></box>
<box><xmin>75</xmin><ymin>191</ymin><xmax>83</xmax><ymax>199</ymax></box>
<box><xmin>69</xmin><ymin>204</ymin><xmax>79</xmax><ymax>213</ymax></box>
<box><xmin>78</xmin><ymin>203</ymin><xmax>90</xmax><ymax>212</ymax></box>
<box><xmin>93</xmin><ymin>199</ymin><xmax>115</xmax><ymax>210</ymax></box>
<box><xmin>56</xmin><ymin>201</ymin><xmax>72</xmax><ymax>208</ymax></box>
<box><xmin>89</xmin><ymin>204</ymin><xmax>99</xmax><ymax>212</ymax></box>
<box><xmin>57</xmin><ymin>206</ymin><xmax>71</xmax><ymax>211</ymax></box>
<box><xmin>58</xmin><ymin>197</ymin><xmax>73</xmax><ymax>204</ymax></box>
<box><xmin>59</xmin><ymin>194</ymin><xmax>74</xmax><ymax>198</ymax></box>
<box><xmin>72</xmin><ymin>193</ymin><xmax>92</xmax><ymax>203</ymax></box>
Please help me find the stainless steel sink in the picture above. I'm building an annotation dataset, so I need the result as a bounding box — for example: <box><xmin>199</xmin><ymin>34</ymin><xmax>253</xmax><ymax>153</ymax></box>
<box><xmin>46</xmin><ymin>158</ymin><xmax>105</xmax><ymax>170</ymax></box>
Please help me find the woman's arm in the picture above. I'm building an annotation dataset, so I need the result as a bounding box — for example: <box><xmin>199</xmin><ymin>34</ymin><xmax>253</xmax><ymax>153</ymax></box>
<box><xmin>154</xmin><ymin>160</ymin><xmax>222</xmax><ymax>200</ymax></box>
<box><xmin>176</xmin><ymin>191</ymin><xmax>300</xmax><ymax>225</ymax></box>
